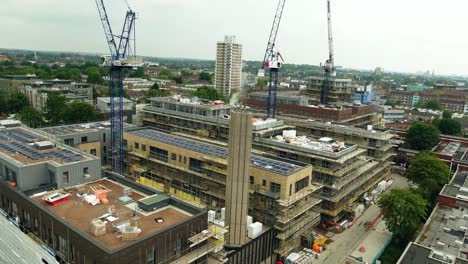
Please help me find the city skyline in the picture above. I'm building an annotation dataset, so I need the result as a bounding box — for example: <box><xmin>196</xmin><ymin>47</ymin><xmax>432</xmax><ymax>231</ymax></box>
<box><xmin>1</xmin><ymin>0</ymin><xmax>468</xmax><ymax>75</ymax></box>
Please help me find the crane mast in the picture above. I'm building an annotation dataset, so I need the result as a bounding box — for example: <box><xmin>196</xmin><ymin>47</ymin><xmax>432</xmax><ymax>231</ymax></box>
<box><xmin>95</xmin><ymin>0</ymin><xmax>137</xmax><ymax>174</ymax></box>
<box><xmin>260</xmin><ymin>0</ymin><xmax>286</xmax><ymax>119</ymax></box>
<box><xmin>321</xmin><ymin>0</ymin><xmax>335</xmax><ymax>105</ymax></box>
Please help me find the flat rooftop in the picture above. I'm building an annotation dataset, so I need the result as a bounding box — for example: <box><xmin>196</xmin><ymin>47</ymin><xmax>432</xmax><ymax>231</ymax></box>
<box><xmin>149</xmin><ymin>96</ymin><xmax>230</xmax><ymax>110</ymax></box>
<box><xmin>441</xmin><ymin>171</ymin><xmax>468</xmax><ymax>199</ymax></box>
<box><xmin>32</xmin><ymin>179</ymin><xmax>192</xmax><ymax>250</ymax></box>
<box><xmin>0</xmin><ymin>127</ymin><xmax>90</xmax><ymax>165</ymax></box>
<box><xmin>127</xmin><ymin>128</ymin><xmax>308</xmax><ymax>176</ymax></box>
<box><xmin>414</xmin><ymin>204</ymin><xmax>468</xmax><ymax>262</ymax></box>
<box><xmin>41</xmin><ymin>122</ymin><xmax>133</xmax><ymax>136</ymax></box>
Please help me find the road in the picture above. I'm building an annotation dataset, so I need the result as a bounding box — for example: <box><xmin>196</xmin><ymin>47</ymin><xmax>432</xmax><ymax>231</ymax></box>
<box><xmin>314</xmin><ymin>174</ymin><xmax>409</xmax><ymax>264</ymax></box>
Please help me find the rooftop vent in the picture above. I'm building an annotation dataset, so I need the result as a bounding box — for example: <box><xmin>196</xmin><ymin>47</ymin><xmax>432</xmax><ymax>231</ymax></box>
<box><xmin>34</xmin><ymin>141</ymin><xmax>54</xmax><ymax>150</ymax></box>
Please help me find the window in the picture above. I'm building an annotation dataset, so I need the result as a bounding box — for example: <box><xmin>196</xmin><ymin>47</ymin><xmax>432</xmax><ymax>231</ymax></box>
<box><xmin>249</xmin><ymin>176</ymin><xmax>254</xmax><ymax>184</ymax></box>
<box><xmin>289</xmin><ymin>184</ymin><xmax>292</xmax><ymax>196</ymax></box>
<box><xmin>149</xmin><ymin>146</ymin><xmax>168</xmax><ymax>162</ymax></box>
<box><xmin>171</xmin><ymin>153</ymin><xmax>177</xmax><ymax>161</ymax></box>
<box><xmin>90</xmin><ymin>149</ymin><xmax>97</xmax><ymax>156</ymax></box>
<box><xmin>64</xmin><ymin>138</ymin><xmax>74</xmax><ymax>146</ymax></box>
<box><xmin>183</xmin><ymin>157</ymin><xmax>187</xmax><ymax>164</ymax></box>
<box><xmin>262</xmin><ymin>179</ymin><xmax>266</xmax><ymax>187</ymax></box>
<box><xmin>270</xmin><ymin>182</ymin><xmax>281</xmax><ymax>194</ymax></box>
<box><xmin>179</xmin><ymin>155</ymin><xmax>182</xmax><ymax>162</ymax></box>
<box><xmin>295</xmin><ymin>176</ymin><xmax>309</xmax><ymax>192</ymax></box>
<box><xmin>141</xmin><ymin>144</ymin><xmax>146</xmax><ymax>151</ymax></box>
<box><xmin>83</xmin><ymin>167</ymin><xmax>89</xmax><ymax>176</ymax></box>
<box><xmin>81</xmin><ymin>136</ymin><xmax>87</xmax><ymax>143</ymax></box>
<box><xmin>134</xmin><ymin>142</ymin><xmax>139</xmax><ymax>149</ymax></box>
<box><xmin>103</xmin><ymin>133</ymin><xmax>106</xmax><ymax>143</ymax></box>
<box><xmin>63</xmin><ymin>172</ymin><xmax>69</xmax><ymax>183</ymax></box>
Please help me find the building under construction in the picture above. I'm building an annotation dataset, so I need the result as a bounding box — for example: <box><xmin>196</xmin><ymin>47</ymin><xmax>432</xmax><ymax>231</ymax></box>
<box><xmin>123</xmin><ymin>127</ymin><xmax>322</xmax><ymax>258</ymax></box>
<box><xmin>302</xmin><ymin>76</ymin><xmax>355</xmax><ymax>104</ymax></box>
<box><xmin>255</xmin><ymin>129</ymin><xmax>391</xmax><ymax>223</ymax></box>
<box><xmin>142</xmin><ymin>96</ymin><xmax>289</xmax><ymax>142</ymax></box>
<box><xmin>286</xmin><ymin>120</ymin><xmax>397</xmax><ymax>163</ymax></box>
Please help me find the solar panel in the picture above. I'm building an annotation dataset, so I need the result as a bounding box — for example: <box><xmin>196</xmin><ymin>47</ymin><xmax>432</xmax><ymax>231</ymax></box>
<box><xmin>130</xmin><ymin>129</ymin><xmax>302</xmax><ymax>175</ymax></box>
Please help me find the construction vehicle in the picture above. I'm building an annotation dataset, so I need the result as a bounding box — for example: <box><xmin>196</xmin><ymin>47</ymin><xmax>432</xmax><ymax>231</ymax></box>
<box><xmin>320</xmin><ymin>0</ymin><xmax>336</xmax><ymax>105</ymax></box>
<box><xmin>94</xmin><ymin>0</ymin><xmax>141</xmax><ymax>173</ymax></box>
<box><xmin>259</xmin><ymin>0</ymin><xmax>286</xmax><ymax>118</ymax></box>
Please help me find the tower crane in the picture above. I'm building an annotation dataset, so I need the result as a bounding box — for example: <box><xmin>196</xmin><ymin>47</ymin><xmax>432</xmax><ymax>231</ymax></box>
<box><xmin>259</xmin><ymin>0</ymin><xmax>286</xmax><ymax>119</ymax></box>
<box><xmin>321</xmin><ymin>0</ymin><xmax>336</xmax><ymax>105</ymax></box>
<box><xmin>95</xmin><ymin>0</ymin><xmax>139</xmax><ymax>174</ymax></box>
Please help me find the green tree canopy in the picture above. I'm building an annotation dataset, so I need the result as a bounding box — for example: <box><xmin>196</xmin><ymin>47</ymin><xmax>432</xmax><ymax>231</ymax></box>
<box><xmin>424</xmin><ymin>100</ymin><xmax>442</xmax><ymax>110</ymax></box>
<box><xmin>44</xmin><ymin>92</ymin><xmax>67</xmax><ymax>125</ymax></box>
<box><xmin>378</xmin><ymin>189</ymin><xmax>428</xmax><ymax>241</ymax></box>
<box><xmin>129</xmin><ymin>68</ymin><xmax>146</xmax><ymax>78</ymax></box>
<box><xmin>191</xmin><ymin>87</ymin><xmax>224</xmax><ymax>101</ymax></box>
<box><xmin>63</xmin><ymin>102</ymin><xmax>96</xmax><ymax>124</ymax></box>
<box><xmin>86</xmin><ymin>67</ymin><xmax>104</xmax><ymax>85</ymax></box>
<box><xmin>438</xmin><ymin>118</ymin><xmax>462</xmax><ymax>135</ymax></box>
<box><xmin>151</xmin><ymin>82</ymin><xmax>160</xmax><ymax>90</ymax></box>
<box><xmin>199</xmin><ymin>72</ymin><xmax>212</xmax><ymax>83</ymax></box>
<box><xmin>181</xmin><ymin>70</ymin><xmax>193</xmax><ymax>77</ymax></box>
<box><xmin>406</xmin><ymin>122</ymin><xmax>440</xmax><ymax>151</ymax></box>
<box><xmin>385</xmin><ymin>99</ymin><xmax>401</xmax><ymax>108</ymax></box>
<box><xmin>18</xmin><ymin>106</ymin><xmax>43</xmax><ymax>128</ymax></box>
<box><xmin>146</xmin><ymin>89</ymin><xmax>170</xmax><ymax>99</ymax></box>
<box><xmin>159</xmin><ymin>69</ymin><xmax>175</xmax><ymax>80</ymax></box>
<box><xmin>406</xmin><ymin>152</ymin><xmax>451</xmax><ymax>201</ymax></box>
<box><xmin>8</xmin><ymin>92</ymin><xmax>29</xmax><ymax>113</ymax></box>
<box><xmin>442</xmin><ymin>111</ymin><xmax>452</xmax><ymax>119</ymax></box>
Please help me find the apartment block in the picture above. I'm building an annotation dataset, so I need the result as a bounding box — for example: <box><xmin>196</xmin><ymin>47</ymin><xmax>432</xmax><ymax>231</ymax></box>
<box><xmin>123</xmin><ymin>128</ymin><xmax>321</xmax><ymax>258</ymax></box>
<box><xmin>255</xmin><ymin>130</ymin><xmax>391</xmax><ymax>223</ymax></box>
<box><xmin>20</xmin><ymin>80</ymin><xmax>93</xmax><ymax>112</ymax></box>
<box><xmin>215</xmin><ymin>35</ymin><xmax>242</xmax><ymax>97</ymax></box>
<box><xmin>302</xmin><ymin>76</ymin><xmax>355</xmax><ymax>104</ymax></box>
<box><xmin>0</xmin><ymin>125</ymin><xmax>101</xmax><ymax>192</ymax></box>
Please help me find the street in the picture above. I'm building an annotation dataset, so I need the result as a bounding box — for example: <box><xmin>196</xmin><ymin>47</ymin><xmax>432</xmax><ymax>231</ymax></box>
<box><xmin>314</xmin><ymin>174</ymin><xmax>409</xmax><ymax>264</ymax></box>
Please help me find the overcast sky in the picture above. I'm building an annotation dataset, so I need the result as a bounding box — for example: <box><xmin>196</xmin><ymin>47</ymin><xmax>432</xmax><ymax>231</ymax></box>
<box><xmin>1</xmin><ymin>0</ymin><xmax>468</xmax><ymax>76</ymax></box>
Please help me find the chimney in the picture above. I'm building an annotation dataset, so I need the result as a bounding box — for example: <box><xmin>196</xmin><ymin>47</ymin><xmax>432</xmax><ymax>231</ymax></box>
<box><xmin>225</xmin><ymin>109</ymin><xmax>253</xmax><ymax>247</ymax></box>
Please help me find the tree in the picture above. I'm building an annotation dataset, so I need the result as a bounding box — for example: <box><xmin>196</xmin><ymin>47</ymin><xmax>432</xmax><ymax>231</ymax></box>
<box><xmin>129</xmin><ymin>68</ymin><xmax>146</xmax><ymax>78</ymax></box>
<box><xmin>386</xmin><ymin>99</ymin><xmax>401</xmax><ymax>108</ymax></box>
<box><xmin>406</xmin><ymin>122</ymin><xmax>440</xmax><ymax>151</ymax></box>
<box><xmin>146</xmin><ymin>89</ymin><xmax>170</xmax><ymax>99</ymax></box>
<box><xmin>406</xmin><ymin>152</ymin><xmax>451</xmax><ymax>201</ymax></box>
<box><xmin>151</xmin><ymin>82</ymin><xmax>160</xmax><ymax>90</ymax></box>
<box><xmin>438</xmin><ymin>118</ymin><xmax>462</xmax><ymax>135</ymax></box>
<box><xmin>379</xmin><ymin>189</ymin><xmax>428</xmax><ymax>241</ymax></box>
<box><xmin>63</xmin><ymin>102</ymin><xmax>96</xmax><ymax>123</ymax></box>
<box><xmin>18</xmin><ymin>107</ymin><xmax>43</xmax><ymax>128</ymax></box>
<box><xmin>43</xmin><ymin>92</ymin><xmax>67</xmax><ymax>125</ymax></box>
<box><xmin>199</xmin><ymin>72</ymin><xmax>212</xmax><ymax>83</ymax></box>
<box><xmin>159</xmin><ymin>69</ymin><xmax>175</xmax><ymax>80</ymax></box>
<box><xmin>442</xmin><ymin>111</ymin><xmax>452</xmax><ymax>119</ymax></box>
<box><xmin>191</xmin><ymin>86</ymin><xmax>225</xmax><ymax>101</ymax></box>
<box><xmin>181</xmin><ymin>70</ymin><xmax>193</xmax><ymax>77</ymax></box>
<box><xmin>424</xmin><ymin>100</ymin><xmax>441</xmax><ymax>110</ymax></box>
<box><xmin>86</xmin><ymin>67</ymin><xmax>104</xmax><ymax>85</ymax></box>
<box><xmin>8</xmin><ymin>92</ymin><xmax>29</xmax><ymax>113</ymax></box>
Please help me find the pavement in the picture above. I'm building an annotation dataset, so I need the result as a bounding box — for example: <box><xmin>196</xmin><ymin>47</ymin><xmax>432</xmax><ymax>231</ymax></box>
<box><xmin>314</xmin><ymin>174</ymin><xmax>409</xmax><ymax>264</ymax></box>
<box><xmin>0</xmin><ymin>213</ymin><xmax>58</xmax><ymax>264</ymax></box>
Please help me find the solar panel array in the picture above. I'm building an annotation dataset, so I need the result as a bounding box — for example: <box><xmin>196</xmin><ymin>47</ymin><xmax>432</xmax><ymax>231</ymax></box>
<box><xmin>0</xmin><ymin>128</ymin><xmax>84</xmax><ymax>164</ymax></box>
<box><xmin>129</xmin><ymin>129</ymin><xmax>303</xmax><ymax>175</ymax></box>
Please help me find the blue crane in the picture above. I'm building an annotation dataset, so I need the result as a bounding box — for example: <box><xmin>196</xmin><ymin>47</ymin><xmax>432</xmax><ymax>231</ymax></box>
<box><xmin>95</xmin><ymin>0</ymin><xmax>138</xmax><ymax>174</ymax></box>
<box><xmin>259</xmin><ymin>0</ymin><xmax>286</xmax><ymax>119</ymax></box>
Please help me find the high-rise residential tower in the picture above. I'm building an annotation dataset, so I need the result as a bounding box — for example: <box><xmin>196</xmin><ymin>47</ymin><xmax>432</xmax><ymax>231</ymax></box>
<box><xmin>215</xmin><ymin>35</ymin><xmax>242</xmax><ymax>97</ymax></box>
